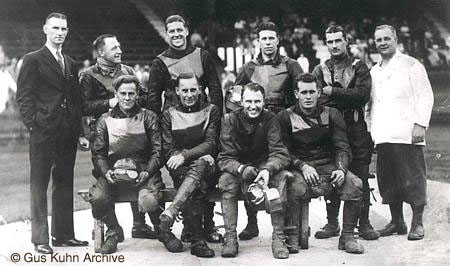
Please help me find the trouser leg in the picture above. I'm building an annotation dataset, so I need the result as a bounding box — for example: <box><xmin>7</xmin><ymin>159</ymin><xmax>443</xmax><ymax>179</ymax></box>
<box><xmin>30</xmin><ymin>140</ymin><xmax>53</xmax><ymax>245</ymax></box>
<box><xmin>51</xmin><ymin>141</ymin><xmax>77</xmax><ymax>240</ymax></box>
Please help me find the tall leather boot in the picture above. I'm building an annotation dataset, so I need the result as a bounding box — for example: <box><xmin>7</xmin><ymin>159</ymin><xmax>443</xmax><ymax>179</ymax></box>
<box><xmin>150</xmin><ymin>204</ymin><xmax>183</xmax><ymax>253</ymax></box>
<box><xmin>285</xmin><ymin>200</ymin><xmax>301</xmax><ymax>254</ymax></box>
<box><xmin>103</xmin><ymin>210</ymin><xmax>124</xmax><ymax>243</ymax></box>
<box><xmin>408</xmin><ymin>204</ymin><xmax>425</xmax><ymax>240</ymax></box>
<box><xmin>378</xmin><ymin>202</ymin><xmax>408</xmax><ymax>236</ymax></box>
<box><xmin>221</xmin><ymin>198</ymin><xmax>239</xmax><ymax>257</ymax></box>
<box><xmin>203</xmin><ymin>202</ymin><xmax>224</xmax><ymax>243</ymax></box>
<box><xmin>101</xmin><ymin>210</ymin><xmax>124</xmax><ymax>254</ymax></box>
<box><xmin>130</xmin><ymin>202</ymin><xmax>156</xmax><ymax>239</ymax></box>
<box><xmin>358</xmin><ymin>179</ymin><xmax>380</xmax><ymax>240</ymax></box>
<box><xmin>181</xmin><ymin>214</ymin><xmax>193</xmax><ymax>242</ymax></box>
<box><xmin>190</xmin><ymin>214</ymin><xmax>215</xmax><ymax>258</ymax></box>
<box><xmin>238</xmin><ymin>201</ymin><xmax>259</xmax><ymax>240</ymax></box>
<box><xmin>315</xmin><ymin>194</ymin><xmax>341</xmax><ymax>239</ymax></box>
<box><xmin>159</xmin><ymin>172</ymin><xmax>200</xmax><ymax>232</ymax></box>
<box><xmin>338</xmin><ymin>201</ymin><xmax>364</xmax><ymax>254</ymax></box>
<box><xmin>271</xmin><ymin>211</ymin><xmax>289</xmax><ymax>259</ymax></box>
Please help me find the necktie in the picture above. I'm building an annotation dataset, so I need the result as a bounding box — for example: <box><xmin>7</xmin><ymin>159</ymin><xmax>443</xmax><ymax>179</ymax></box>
<box><xmin>56</xmin><ymin>50</ymin><xmax>65</xmax><ymax>73</ymax></box>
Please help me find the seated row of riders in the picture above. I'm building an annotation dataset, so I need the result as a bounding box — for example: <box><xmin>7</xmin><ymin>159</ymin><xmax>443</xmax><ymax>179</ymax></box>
<box><xmin>79</xmin><ymin>15</ymin><xmax>431</xmax><ymax>259</ymax></box>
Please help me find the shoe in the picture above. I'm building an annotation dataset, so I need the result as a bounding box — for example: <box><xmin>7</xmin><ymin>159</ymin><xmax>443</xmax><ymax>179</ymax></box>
<box><xmin>132</xmin><ymin>224</ymin><xmax>157</xmax><ymax>239</ymax></box>
<box><xmin>314</xmin><ymin>223</ymin><xmax>340</xmax><ymax>239</ymax></box>
<box><xmin>34</xmin><ymin>244</ymin><xmax>53</xmax><ymax>254</ymax></box>
<box><xmin>377</xmin><ymin>222</ymin><xmax>408</xmax><ymax>237</ymax></box>
<box><xmin>238</xmin><ymin>223</ymin><xmax>259</xmax><ymax>240</ymax></box>
<box><xmin>338</xmin><ymin>234</ymin><xmax>364</xmax><ymax>254</ymax></box>
<box><xmin>52</xmin><ymin>238</ymin><xmax>88</xmax><ymax>247</ymax></box>
<box><xmin>408</xmin><ymin>223</ymin><xmax>424</xmax><ymax>241</ymax></box>
<box><xmin>221</xmin><ymin>237</ymin><xmax>238</xmax><ymax>257</ymax></box>
<box><xmin>158</xmin><ymin>230</ymin><xmax>183</xmax><ymax>253</ymax></box>
<box><xmin>204</xmin><ymin>229</ymin><xmax>224</xmax><ymax>243</ymax></box>
<box><xmin>190</xmin><ymin>240</ymin><xmax>215</xmax><ymax>258</ymax></box>
<box><xmin>271</xmin><ymin>233</ymin><xmax>289</xmax><ymax>259</ymax></box>
<box><xmin>100</xmin><ymin>236</ymin><xmax>118</xmax><ymax>254</ymax></box>
<box><xmin>358</xmin><ymin>223</ymin><xmax>380</xmax><ymax>240</ymax></box>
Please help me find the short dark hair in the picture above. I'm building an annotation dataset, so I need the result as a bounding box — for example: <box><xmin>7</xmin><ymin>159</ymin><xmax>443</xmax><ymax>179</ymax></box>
<box><xmin>165</xmin><ymin>15</ymin><xmax>186</xmax><ymax>31</ymax></box>
<box><xmin>113</xmin><ymin>75</ymin><xmax>140</xmax><ymax>91</ymax></box>
<box><xmin>325</xmin><ymin>24</ymin><xmax>346</xmax><ymax>40</ymax></box>
<box><xmin>93</xmin><ymin>34</ymin><xmax>117</xmax><ymax>51</ymax></box>
<box><xmin>257</xmin><ymin>22</ymin><xmax>279</xmax><ymax>37</ymax></box>
<box><xmin>241</xmin><ymin>82</ymin><xmax>265</xmax><ymax>98</ymax></box>
<box><xmin>176</xmin><ymin>72</ymin><xmax>199</xmax><ymax>86</ymax></box>
<box><xmin>295</xmin><ymin>73</ymin><xmax>317</xmax><ymax>90</ymax></box>
<box><xmin>45</xmin><ymin>12</ymin><xmax>67</xmax><ymax>23</ymax></box>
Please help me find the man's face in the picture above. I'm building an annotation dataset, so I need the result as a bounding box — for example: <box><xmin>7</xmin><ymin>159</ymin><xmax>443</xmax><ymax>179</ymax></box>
<box><xmin>43</xmin><ymin>17</ymin><xmax>68</xmax><ymax>47</ymax></box>
<box><xmin>374</xmin><ymin>28</ymin><xmax>397</xmax><ymax>57</ymax></box>
<box><xmin>259</xmin><ymin>30</ymin><xmax>279</xmax><ymax>57</ymax></box>
<box><xmin>99</xmin><ymin>37</ymin><xmax>122</xmax><ymax>64</ymax></box>
<box><xmin>242</xmin><ymin>89</ymin><xmax>264</xmax><ymax>118</ymax></box>
<box><xmin>295</xmin><ymin>81</ymin><xmax>319</xmax><ymax>111</ymax></box>
<box><xmin>166</xmin><ymin>21</ymin><xmax>188</xmax><ymax>50</ymax></box>
<box><xmin>325</xmin><ymin>31</ymin><xmax>347</xmax><ymax>57</ymax></box>
<box><xmin>176</xmin><ymin>77</ymin><xmax>201</xmax><ymax>107</ymax></box>
<box><xmin>116</xmin><ymin>82</ymin><xmax>137</xmax><ymax>112</ymax></box>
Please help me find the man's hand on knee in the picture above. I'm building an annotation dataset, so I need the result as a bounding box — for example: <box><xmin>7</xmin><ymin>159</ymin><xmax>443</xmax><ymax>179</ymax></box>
<box><xmin>135</xmin><ymin>171</ymin><xmax>150</xmax><ymax>187</ymax></box>
<box><xmin>167</xmin><ymin>154</ymin><xmax>185</xmax><ymax>170</ymax></box>
<box><xmin>301</xmin><ymin>164</ymin><xmax>319</xmax><ymax>186</ymax></box>
<box><xmin>105</xmin><ymin>170</ymin><xmax>116</xmax><ymax>184</ymax></box>
<box><xmin>330</xmin><ymin>169</ymin><xmax>345</xmax><ymax>188</ymax></box>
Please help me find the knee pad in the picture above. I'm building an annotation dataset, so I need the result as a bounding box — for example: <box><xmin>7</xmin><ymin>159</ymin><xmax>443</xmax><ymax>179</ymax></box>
<box><xmin>138</xmin><ymin>188</ymin><xmax>160</xmax><ymax>213</ymax></box>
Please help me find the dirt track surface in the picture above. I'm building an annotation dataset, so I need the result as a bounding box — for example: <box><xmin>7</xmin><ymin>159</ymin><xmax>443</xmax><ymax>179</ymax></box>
<box><xmin>1</xmin><ymin>179</ymin><xmax>449</xmax><ymax>266</ymax></box>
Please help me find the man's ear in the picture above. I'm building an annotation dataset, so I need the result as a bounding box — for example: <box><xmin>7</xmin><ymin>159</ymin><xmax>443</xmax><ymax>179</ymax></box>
<box><xmin>294</xmin><ymin>89</ymin><xmax>299</xmax><ymax>99</ymax></box>
<box><xmin>175</xmin><ymin>86</ymin><xmax>180</xmax><ymax>96</ymax></box>
<box><xmin>97</xmin><ymin>48</ymin><xmax>104</xmax><ymax>57</ymax></box>
<box><xmin>43</xmin><ymin>24</ymin><xmax>48</xmax><ymax>35</ymax></box>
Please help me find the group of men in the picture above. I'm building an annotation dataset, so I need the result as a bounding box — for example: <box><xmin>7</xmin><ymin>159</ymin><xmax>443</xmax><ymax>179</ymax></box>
<box><xmin>16</xmin><ymin>11</ymin><xmax>433</xmax><ymax>260</ymax></box>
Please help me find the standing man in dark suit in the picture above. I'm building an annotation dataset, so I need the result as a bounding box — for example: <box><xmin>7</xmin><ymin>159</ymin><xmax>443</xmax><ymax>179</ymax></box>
<box><xmin>16</xmin><ymin>12</ymin><xmax>89</xmax><ymax>254</ymax></box>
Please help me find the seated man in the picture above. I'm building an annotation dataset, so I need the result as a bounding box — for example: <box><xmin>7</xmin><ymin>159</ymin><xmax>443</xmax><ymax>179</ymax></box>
<box><xmin>277</xmin><ymin>73</ymin><xmax>364</xmax><ymax>254</ymax></box>
<box><xmin>89</xmin><ymin>75</ymin><xmax>179</xmax><ymax>254</ymax></box>
<box><xmin>159</xmin><ymin>72</ymin><xmax>221</xmax><ymax>258</ymax></box>
<box><xmin>218</xmin><ymin>82</ymin><xmax>291</xmax><ymax>259</ymax></box>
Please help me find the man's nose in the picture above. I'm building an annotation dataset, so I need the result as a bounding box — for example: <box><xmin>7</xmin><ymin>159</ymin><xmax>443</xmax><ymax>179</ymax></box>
<box><xmin>117</xmin><ymin>47</ymin><xmax>122</xmax><ymax>54</ymax></box>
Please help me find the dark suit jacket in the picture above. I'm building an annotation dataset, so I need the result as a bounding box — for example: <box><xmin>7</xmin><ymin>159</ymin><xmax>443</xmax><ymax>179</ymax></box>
<box><xmin>16</xmin><ymin>46</ymin><xmax>82</xmax><ymax>143</ymax></box>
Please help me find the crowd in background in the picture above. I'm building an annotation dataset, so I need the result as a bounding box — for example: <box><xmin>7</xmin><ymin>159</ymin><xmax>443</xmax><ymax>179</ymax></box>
<box><xmin>228</xmin><ymin>13</ymin><xmax>450</xmax><ymax>71</ymax></box>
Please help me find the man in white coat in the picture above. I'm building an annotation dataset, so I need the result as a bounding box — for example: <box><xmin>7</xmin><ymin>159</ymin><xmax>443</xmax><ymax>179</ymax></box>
<box><xmin>366</xmin><ymin>24</ymin><xmax>433</xmax><ymax>241</ymax></box>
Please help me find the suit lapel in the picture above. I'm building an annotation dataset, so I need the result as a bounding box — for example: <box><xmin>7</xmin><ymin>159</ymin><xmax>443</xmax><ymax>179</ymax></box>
<box><xmin>41</xmin><ymin>46</ymin><xmax>65</xmax><ymax>77</ymax></box>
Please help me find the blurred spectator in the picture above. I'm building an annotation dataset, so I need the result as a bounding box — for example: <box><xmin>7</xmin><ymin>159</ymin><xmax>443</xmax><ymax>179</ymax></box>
<box><xmin>296</xmin><ymin>53</ymin><xmax>309</xmax><ymax>72</ymax></box>
<box><xmin>190</xmin><ymin>32</ymin><xmax>205</xmax><ymax>48</ymax></box>
<box><xmin>0</xmin><ymin>45</ymin><xmax>17</xmax><ymax>114</ymax></box>
<box><xmin>141</xmin><ymin>65</ymin><xmax>150</xmax><ymax>86</ymax></box>
<box><xmin>78</xmin><ymin>59</ymin><xmax>91</xmax><ymax>75</ymax></box>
